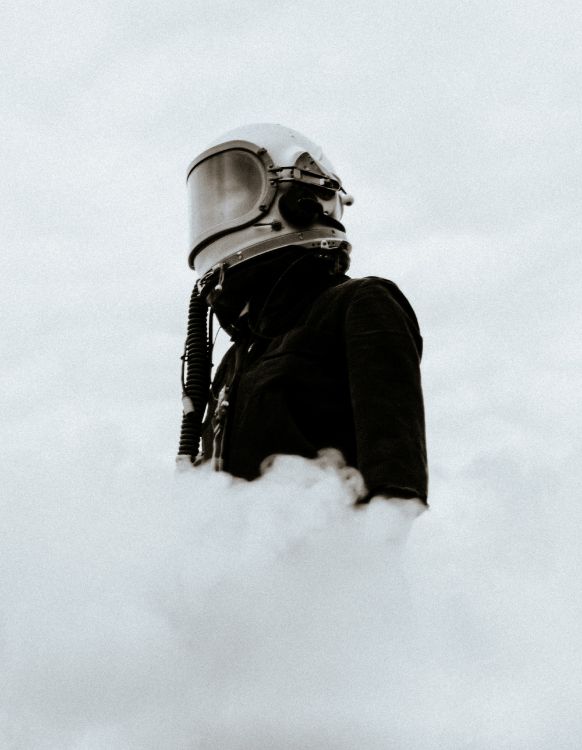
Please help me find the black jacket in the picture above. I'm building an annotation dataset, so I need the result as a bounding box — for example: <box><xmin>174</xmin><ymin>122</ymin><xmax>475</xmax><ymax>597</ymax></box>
<box><xmin>201</xmin><ymin>275</ymin><xmax>428</xmax><ymax>503</ymax></box>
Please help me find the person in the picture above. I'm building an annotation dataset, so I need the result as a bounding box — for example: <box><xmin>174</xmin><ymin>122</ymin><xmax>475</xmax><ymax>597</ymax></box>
<box><xmin>178</xmin><ymin>123</ymin><xmax>428</xmax><ymax>516</ymax></box>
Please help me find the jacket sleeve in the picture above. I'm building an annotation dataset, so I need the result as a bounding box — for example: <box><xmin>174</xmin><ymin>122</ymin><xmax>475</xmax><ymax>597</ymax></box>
<box><xmin>344</xmin><ymin>278</ymin><xmax>428</xmax><ymax>503</ymax></box>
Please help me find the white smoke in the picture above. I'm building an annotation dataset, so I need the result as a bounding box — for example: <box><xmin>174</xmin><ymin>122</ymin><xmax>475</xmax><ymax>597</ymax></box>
<box><xmin>2</xmin><ymin>447</ymin><xmax>581</xmax><ymax>749</ymax></box>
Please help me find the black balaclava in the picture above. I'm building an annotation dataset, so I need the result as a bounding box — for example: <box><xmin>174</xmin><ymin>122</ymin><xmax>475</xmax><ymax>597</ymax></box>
<box><xmin>205</xmin><ymin>247</ymin><xmax>345</xmax><ymax>338</ymax></box>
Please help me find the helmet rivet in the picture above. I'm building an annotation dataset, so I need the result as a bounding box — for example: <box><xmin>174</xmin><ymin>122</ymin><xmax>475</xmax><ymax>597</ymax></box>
<box><xmin>259</xmin><ymin>204</ymin><xmax>267</xmax><ymax>211</ymax></box>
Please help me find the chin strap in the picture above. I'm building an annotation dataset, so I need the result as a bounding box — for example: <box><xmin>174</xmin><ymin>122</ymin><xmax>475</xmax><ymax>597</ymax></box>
<box><xmin>176</xmin><ymin>286</ymin><xmax>213</xmax><ymax>465</ymax></box>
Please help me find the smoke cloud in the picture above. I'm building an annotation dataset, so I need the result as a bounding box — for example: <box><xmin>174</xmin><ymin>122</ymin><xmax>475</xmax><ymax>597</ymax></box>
<box><xmin>2</xmin><ymin>449</ymin><xmax>580</xmax><ymax>749</ymax></box>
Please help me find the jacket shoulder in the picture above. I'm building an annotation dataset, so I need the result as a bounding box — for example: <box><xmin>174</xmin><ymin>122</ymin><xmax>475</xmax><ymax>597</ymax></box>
<box><xmin>320</xmin><ymin>275</ymin><xmax>421</xmax><ymax>328</ymax></box>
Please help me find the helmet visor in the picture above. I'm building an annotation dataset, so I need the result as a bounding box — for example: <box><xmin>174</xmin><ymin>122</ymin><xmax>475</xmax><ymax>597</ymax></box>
<box><xmin>187</xmin><ymin>146</ymin><xmax>270</xmax><ymax>256</ymax></box>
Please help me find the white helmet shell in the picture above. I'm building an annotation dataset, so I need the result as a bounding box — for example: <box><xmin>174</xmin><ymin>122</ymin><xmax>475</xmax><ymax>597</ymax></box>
<box><xmin>206</xmin><ymin>123</ymin><xmax>339</xmax><ymax>181</ymax></box>
<box><xmin>187</xmin><ymin>123</ymin><xmax>352</xmax><ymax>279</ymax></box>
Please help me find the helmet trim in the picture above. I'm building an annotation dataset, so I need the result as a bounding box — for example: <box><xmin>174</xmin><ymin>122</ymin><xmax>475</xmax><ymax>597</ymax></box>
<box><xmin>195</xmin><ymin>228</ymin><xmax>351</xmax><ymax>288</ymax></box>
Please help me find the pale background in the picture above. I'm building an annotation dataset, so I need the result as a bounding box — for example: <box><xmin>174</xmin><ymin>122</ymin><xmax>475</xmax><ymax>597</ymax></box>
<box><xmin>1</xmin><ymin>2</ymin><xmax>581</xmax><ymax>747</ymax></box>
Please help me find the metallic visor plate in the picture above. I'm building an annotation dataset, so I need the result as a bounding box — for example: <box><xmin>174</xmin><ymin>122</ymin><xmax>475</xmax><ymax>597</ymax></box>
<box><xmin>187</xmin><ymin>147</ymin><xmax>269</xmax><ymax>258</ymax></box>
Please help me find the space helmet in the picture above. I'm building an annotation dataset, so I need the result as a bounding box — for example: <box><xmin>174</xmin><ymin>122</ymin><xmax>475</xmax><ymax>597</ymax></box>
<box><xmin>186</xmin><ymin>123</ymin><xmax>353</xmax><ymax>287</ymax></box>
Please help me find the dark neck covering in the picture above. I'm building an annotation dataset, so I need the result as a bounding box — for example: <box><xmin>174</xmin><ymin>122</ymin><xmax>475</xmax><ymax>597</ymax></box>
<box><xmin>209</xmin><ymin>248</ymin><xmax>346</xmax><ymax>340</ymax></box>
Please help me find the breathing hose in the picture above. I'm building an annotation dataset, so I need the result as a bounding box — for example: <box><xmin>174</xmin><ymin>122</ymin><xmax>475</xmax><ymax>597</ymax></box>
<box><xmin>177</xmin><ymin>285</ymin><xmax>212</xmax><ymax>464</ymax></box>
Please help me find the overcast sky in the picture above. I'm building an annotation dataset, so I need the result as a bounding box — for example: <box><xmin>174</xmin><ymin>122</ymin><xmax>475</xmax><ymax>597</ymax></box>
<box><xmin>1</xmin><ymin>1</ymin><xmax>581</xmax><ymax>746</ymax></box>
<box><xmin>2</xmin><ymin>0</ymin><xmax>580</xmax><ymax>482</ymax></box>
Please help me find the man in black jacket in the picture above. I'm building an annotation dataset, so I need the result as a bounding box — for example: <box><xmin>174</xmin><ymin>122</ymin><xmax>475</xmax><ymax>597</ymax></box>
<box><xmin>180</xmin><ymin>124</ymin><xmax>428</xmax><ymax>514</ymax></box>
